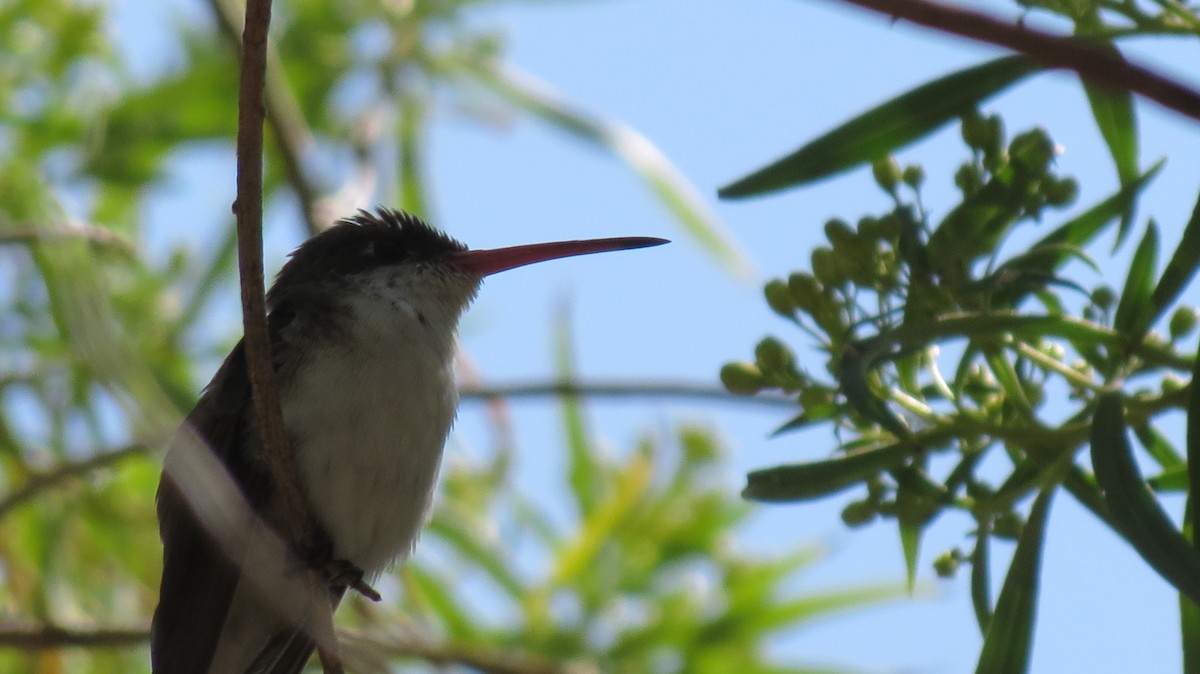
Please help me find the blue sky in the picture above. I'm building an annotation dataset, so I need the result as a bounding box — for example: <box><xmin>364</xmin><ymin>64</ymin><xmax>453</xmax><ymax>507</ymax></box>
<box><xmin>111</xmin><ymin>0</ymin><xmax>1200</xmax><ymax>671</ymax></box>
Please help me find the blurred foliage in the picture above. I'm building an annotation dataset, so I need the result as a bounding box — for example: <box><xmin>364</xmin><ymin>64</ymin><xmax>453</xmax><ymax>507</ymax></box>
<box><xmin>720</xmin><ymin>1</ymin><xmax>1200</xmax><ymax>672</ymax></box>
<box><xmin>0</xmin><ymin>0</ymin><xmax>887</xmax><ymax>672</ymax></box>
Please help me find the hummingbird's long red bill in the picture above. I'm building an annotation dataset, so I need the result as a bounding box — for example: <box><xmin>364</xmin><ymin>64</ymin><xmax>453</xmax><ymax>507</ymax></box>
<box><xmin>444</xmin><ymin>236</ymin><xmax>668</xmax><ymax>277</ymax></box>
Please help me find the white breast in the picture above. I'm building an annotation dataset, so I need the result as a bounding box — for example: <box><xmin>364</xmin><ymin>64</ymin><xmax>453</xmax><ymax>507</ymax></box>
<box><xmin>281</xmin><ymin>280</ymin><xmax>462</xmax><ymax>574</ymax></box>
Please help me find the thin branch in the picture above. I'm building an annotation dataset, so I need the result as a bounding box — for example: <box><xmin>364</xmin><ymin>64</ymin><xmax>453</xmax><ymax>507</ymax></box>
<box><xmin>458</xmin><ymin>380</ymin><xmax>799</xmax><ymax>409</ymax></box>
<box><xmin>340</xmin><ymin>630</ymin><xmax>592</xmax><ymax>674</ymax></box>
<box><xmin>0</xmin><ymin>444</ymin><xmax>149</xmax><ymax>519</ymax></box>
<box><xmin>830</xmin><ymin>0</ymin><xmax>1200</xmax><ymax>122</ymax></box>
<box><xmin>0</xmin><ymin>222</ymin><xmax>137</xmax><ymax>255</ymax></box>
<box><xmin>234</xmin><ymin>0</ymin><xmax>308</xmax><ymax>548</ymax></box>
<box><xmin>207</xmin><ymin>0</ymin><xmax>325</xmax><ymax>236</ymax></box>
<box><xmin>0</xmin><ymin>622</ymin><xmax>148</xmax><ymax>649</ymax></box>
<box><xmin>233</xmin><ymin>3</ymin><xmax>346</xmax><ymax>671</ymax></box>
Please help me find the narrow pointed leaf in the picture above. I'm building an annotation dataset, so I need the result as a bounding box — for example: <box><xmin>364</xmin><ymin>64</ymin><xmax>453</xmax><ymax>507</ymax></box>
<box><xmin>974</xmin><ymin>486</ymin><xmax>1054</xmax><ymax>674</ymax></box>
<box><xmin>719</xmin><ymin>56</ymin><xmax>1039</xmax><ymax>198</ymax></box>
<box><xmin>743</xmin><ymin>442</ymin><xmax>908</xmax><ymax>502</ymax></box>
<box><xmin>1092</xmin><ymin>392</ymin><xmax>1200</xmax><ymax>604</ymax></box>
<box><xmin>899</xmin><ymin>521</ymin><xmax>921</xmax><ymax>593</ymax></box>
<box><xmin>1183</xmin><ymin>499</ymin><xmax>1200</xmax><ymax>672</ymax></box>
<box><xmin>1113</xmin><ymin>221</ymin><xmax>1160</xmax><ymax>337</ymax></box>
<box><xmin>1150</xmin><ymin>192</ymin><xmax>1200</xmax><ymax>329</ymax></box>
<box><xmin>1083</xmin><ymin>78</ymin><xmax>1138</xmax><ymax>185</ymax></box>
<box><xmin>971</xmin><ymin>528</ymin><xmax>992</xmax><ymax>634</ymax></box>
<box><xmin>1133</xmin><ymin>422</ymin><xmax>1184</xmax><ymax>469</ymax></box>
<box><xmin>1187</xmin><ymin>327</ymin><xmax>1200</xmax><ymax>553</ymax></box>
<box><xmin>397</xmin><ymin>92</ymin><xmax>430</xmax><ymax>217</ymax></box>
<box><xmin>553</xmin><ymin>311</ymin><xmax>596</xmax><ymax>517</ymax></box>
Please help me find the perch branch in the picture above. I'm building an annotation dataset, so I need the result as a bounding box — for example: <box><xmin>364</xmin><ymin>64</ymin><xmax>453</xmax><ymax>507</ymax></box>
<box><xmin>830</xmin><ymin>0</ymin><xmax>1200</xmax><ymax>121</ymax></box>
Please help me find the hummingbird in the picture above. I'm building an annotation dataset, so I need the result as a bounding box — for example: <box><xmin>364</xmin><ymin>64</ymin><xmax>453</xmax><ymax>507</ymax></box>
<box><xmin>152</xmin><ymin>208</ymin><xmax>666</xmax><ymax>673</ymax></box>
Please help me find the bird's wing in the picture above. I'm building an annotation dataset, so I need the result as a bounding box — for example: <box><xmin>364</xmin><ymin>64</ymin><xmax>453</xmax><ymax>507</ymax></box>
<box><xmin>152</xmin><ymin>340</ymin><xmax>267</xmax><ymax>673</ymax></box>
<box><xmin>152</xmin><ymin>340</ymin><xmax>328</xmax><ymax>674</ymax></box>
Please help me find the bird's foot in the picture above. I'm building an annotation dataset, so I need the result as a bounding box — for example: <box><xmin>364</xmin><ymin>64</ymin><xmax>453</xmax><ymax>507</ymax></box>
<box><xmin>319</xmin><ymin>558</ymin><xmax>382</xmax><ymax>602</ymax></box>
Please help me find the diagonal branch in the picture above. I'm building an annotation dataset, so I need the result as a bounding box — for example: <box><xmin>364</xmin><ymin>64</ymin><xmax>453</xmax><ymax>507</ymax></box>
<box><xmin>0</xmin><ymin>622</ymin><xmax>148</xmax><ymax>649</ymax></box>
<box><xmin>829</xmin><ymin>0</ymin><xmax>1200</xmax><ymax>122</ymax></box>
<box><xmin>0</xmin><ymin>444</ymin><xmax>149</xmax><ymax>519</ymax></box>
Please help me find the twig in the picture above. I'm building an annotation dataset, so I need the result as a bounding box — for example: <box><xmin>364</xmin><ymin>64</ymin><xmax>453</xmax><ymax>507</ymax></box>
<box><xmin>458</xmin><ymin>381</ymin><xmax>798</xmax><ymax>409</ymax></box>
<box><xmin>234</xmin><ymin>0</ymin><xmax>308</xmax><ymax>552</ymax></box>
<box><xmin>0</xmin><ymin>623</ymin><xmax>147</xmax><ymax>649</ymax></box>
<box><xmin>207</xmin><ymin>0</ymin><xmax>324</xmax><ymax>236</ymax></box>
<box><xmin>0</xmin><ymin>444</ymin><xmax>149</xmax><ymax>519</ymax></box>
<box><xmin>340</xmin><ymin>629</ymin><xmax>591</xmax><ymax>674</ymax></box>
<box><xmin>829</xmin><ymin>0</ymin><xmax>1200</xmax><ymax>122</ymax></box>
<box><xmin>0</xmin><ymin>222</ymin><xmax>137</xmax><ymax>255</ymax></box>
<box><xmin>233</xmin><ymin>1</ymin><xmax>344</xmax><ymax>671</ymax></box>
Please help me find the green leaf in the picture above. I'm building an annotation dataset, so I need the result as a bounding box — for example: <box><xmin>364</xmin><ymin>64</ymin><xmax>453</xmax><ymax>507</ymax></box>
<box><xmin>743</xmin><ymin>442</ymin><xmax>908</xmax><ymax>502</ymax></box>
<box><xmin>1083</xmin><ymin>77</ymin><xmax>1138</xmax><ymax>186</ymax></box>
<box><xmin>1091</xmin><ymin>392</ymin><xmax>1200</xmax><ymax>605</ymax></box>
<box><xmin>397</xmin><ymin>92</ymin><xmax>431</xmax><ymax>217</ymax></box>
<box><xmin>1183</xmin><ymin>498</ymin><xmax>1200</xmax><ymax>673</ymax></box>
<box><xmin>402</xmin><ymin>564</ymin><xmax>480</xmax><ymax>639</ymax></box>
<box><xmin>974</xmin><ymin>486</ymin><xmax>1054</xmax><ymax>674</ymax></box>
<box><xmin>426</xmin><ymin>508</ymin><xmax>525</xmax><ymax>599</ymax></box>
<box><xmin>1187</xmin><ymin>326</ymin><xmax>1200</xmax><ymax>558</ymax></box>
<box><xmin>553</xmin><ymin>310</ymin><xmax>597</xmax><ymax>517</ymax></box>
<box><xmin>770</xmin><ymin>401</ymin><xmax>838</xmax><ymax>437</ymax></box>
<box><xmin>899</xmin><ymin>520</ymin><xmax>921</xmax><ymax>593</ymax></box>
<box><xmin>971</xmin><ymin>528</ymin><xmax>992</xmax><ymax>634</ymax></box>
<box><xmin>1080</xmin><ymin>43</ymin><xmax>1140</xmax><ymax>249</ymax></box>
<box><xmin>1147</xmin><ymin>464</ymin><xmax>1189</xmax><ymax>492</ymax></box>
<box><xmin>718</xmin><ymin>56</ymin><xmax>1039</xmax><ymax>198</ymax></box>
<box><xmin>469</xmin><ymin>60</ymin><xmax>752</xmax><ymax>277</ymax></box>
<box><xmin>1150</xmin><ymin>192</ymin><xmax>1200</xmax><ymax>330</ymax></box>
<box><xmin>1113</xmin><ymin>221</ymin><xmax>1160</xmax><ymax>337</ymax></box>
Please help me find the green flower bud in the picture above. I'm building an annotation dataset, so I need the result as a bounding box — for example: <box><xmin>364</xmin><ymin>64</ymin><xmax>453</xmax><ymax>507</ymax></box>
<box><xmin>841</xmin><ymin>500</ymin><xmax>876</xmax><ymax>527</ymax></box>
<box><xmin>811</xmin><ymin>246</ymin><xmax>842</xmax><ymax>286</ymax></box>
<box><xmin>983</xmin><ymin>114</ymin><xmax>1005</xmax><ymax>160</ymax></box>
<box><xmin>764</xmin><ymin>279</ymin><xmax>795</xmax><ymax>318</ymax></box>
<box><xmin>1091</xmin><ymin>285</ymin><xmax>1116</xmax><ymax>311</ymax></box>
<box><xmin>1009</xmin><ymin>128</ymin><xmax>1055</xmax><ymax>177</ymax></box>
<box><xmin>876</xmin><ymin>212</ymin><xmax>902</xmax><ymax>242</ymax></box>
<box><xmin>720</xmin><ymin>361</ymin><xmax>764</xmax><ymax>395</ymax></box>
<box><xmin>872</xmin><ymin>156</ymin><xmax>902</xmax><ymax>194</ymax></box>
<box><xmin>798</xmin><ymin>384</ymin><xmax>832</xmax><ymax>411</ymax></box>
<box><xmin>755</xmin><ymin>336</ymin><xmax>795</xmax><ymax>376</ymax></box>
<box><xmin>961</xmin><ymin>110</ymin><xmax>990</xmax><ymax>150</ymax></box>
<box><xmin>954</xmin><ymin>163</ymin><xmax>982</xmax><ymax>195</ymax></box>
<box><xmin>788</xmin><ymin>273</ymin><xmax>822</xmax><ymax>311</ymax></box>
<box><xmin>1169</xmin><ymin>306</ymin><xmax>1198</xmax><ymax>341</ymax></box>
<box><xmin>902</xmin><ymin>164</ymin><xmax>925</xmax><ymax>189</ymax></box>
<box><xmin>857</xmin><ymin>216</ymin><xmax>880</xmax><ymax>240</ymax></box>
<box><xmin>993</xmin><ymin>511</ymin><xmax>1024</xmax><ymax>540</ymax></box>
<box><xmin>1044</xmin><ymin>177</ymin><xmax>1078</xmax><ymax>207</ymax></box>
<box><xmin>933</xmin><ymin>548</ymin><xmax>963</xmax><ymax>578</ymax></box>
<box><xmin>824</xmin><ymin>218</ymin><xmax>857</xmax><ymax>251</ymax></box>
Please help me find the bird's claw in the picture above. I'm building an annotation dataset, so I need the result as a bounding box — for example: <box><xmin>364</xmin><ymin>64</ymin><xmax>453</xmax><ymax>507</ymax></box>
<box><xmin>319</xmin><ymin>558</ymin><xmax>381</xmax><ymax>602</ymax></box>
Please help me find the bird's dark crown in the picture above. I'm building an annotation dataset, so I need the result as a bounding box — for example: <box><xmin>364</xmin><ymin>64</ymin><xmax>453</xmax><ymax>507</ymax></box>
<box><xmin>272</xmin><ymin>208</ymin><xmax>467</xmax><ymax>291</ymax></box>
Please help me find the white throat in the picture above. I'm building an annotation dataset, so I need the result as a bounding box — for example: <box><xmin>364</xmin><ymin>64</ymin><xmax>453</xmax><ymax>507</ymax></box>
<box><xmin>280</xmin><ymin>267</ymin><xmax>476</xmax><ymax>573</ymax></box>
